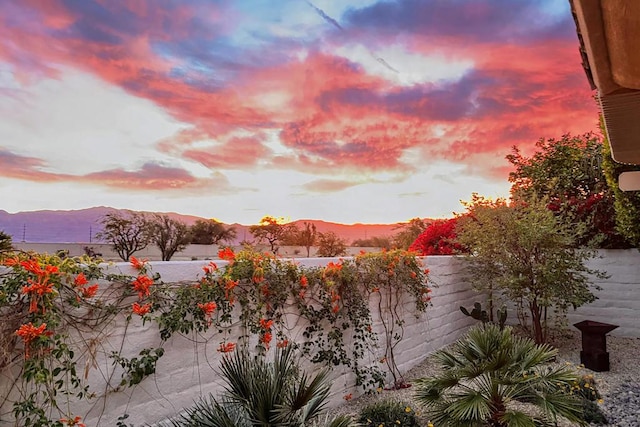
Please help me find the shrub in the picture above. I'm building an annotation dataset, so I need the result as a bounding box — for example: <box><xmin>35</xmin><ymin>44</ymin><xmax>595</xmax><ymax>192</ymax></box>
<box><xmin>414</xmin><ymin>324</ymin><xmax>587</xmax><ymax>427</ymax></box>
<box><xmin>170</xmin><ymin>346</ymin><xmax>354</xmax><ymax>427</ymax></box>
<box><xmin>358</xmin><ymin>400</ymin><xmax>419</xmax><ymax>427</ymax></box>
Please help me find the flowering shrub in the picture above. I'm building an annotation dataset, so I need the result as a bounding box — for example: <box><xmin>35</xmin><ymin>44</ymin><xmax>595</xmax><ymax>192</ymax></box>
<box><xmin>0</xmin><ymin>248</ymin><xmax>432</xmax><ymax>426</ymax></box>
<box><xmin>409</xmin><ymin>217</ymin><xmax>466</xmax><ymax>255</ymax></box>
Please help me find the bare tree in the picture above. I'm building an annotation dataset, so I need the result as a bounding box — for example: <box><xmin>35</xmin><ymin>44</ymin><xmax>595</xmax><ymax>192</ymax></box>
<box><xmin>96</xmin><ymin>211</ymin><xmax>153</xmax><ymax>261</ymax></box>
<box><xmin>150</xmin><ymin>214</ymin><xmax>192</xmax><ymax>261</ymax></box>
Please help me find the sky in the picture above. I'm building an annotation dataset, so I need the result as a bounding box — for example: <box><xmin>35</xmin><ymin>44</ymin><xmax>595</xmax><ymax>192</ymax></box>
<box><xmin>0</xmin><ymin>0</ymin><xmax>600</xmax><ymax>225</ymax></box>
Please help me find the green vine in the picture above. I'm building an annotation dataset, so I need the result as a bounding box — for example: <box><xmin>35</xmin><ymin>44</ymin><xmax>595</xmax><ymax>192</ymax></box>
<box><xmin>0</xmin><ymin>248</ymin><xmax>432</xmax><ymax>426</ymax></box>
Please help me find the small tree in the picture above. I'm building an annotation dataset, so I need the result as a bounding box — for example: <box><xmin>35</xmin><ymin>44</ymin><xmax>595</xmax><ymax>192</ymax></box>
<box><xmin>0</xmin><ymin>231</ymin><xmax>13</xmax><ymax>252</ymax></box>
<box><xmin>392</xmin><ymin>218</ymin><xmax>427</xmax><ymax>250</ymax></box>
<box><xmin>507</xmin><ymin>133</ymin><xmax>628</xmax><ymax>248</ymax></box>
<box><xmin>190</xmin><ymin>219</ymin><xmax>237</xmax><ymax>245</ymax></box>
<box><xmin>249</xmin><ymin>216</ymin><xmax>296</xmax><ymax>255</ymax></box>
<box><xmin>316</xmin><ymin>231</ymin><xmax>347</xmax><ymax>257</ymax></box>
<box><xmin>96</xmin><ymin>211</ymin><xmax>153</xmax><ymax>261</ymax></box>
<box><xmin>282</xmin><ymin>222</ymin><xmax>317</xmax><ymax>257</ymax></box>
<box><xmin>150</xmin><ymin>214</ymin><xmax>192</xmax><ymax>261</ymax></box>
<box><xmin>455</xmin><ymin>194</ymin><xmax>606</xmax><ymax>344</ymax></box>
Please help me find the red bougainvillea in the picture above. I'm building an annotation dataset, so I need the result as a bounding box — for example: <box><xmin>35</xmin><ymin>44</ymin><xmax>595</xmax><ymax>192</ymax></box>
<box><xmin>409</xmin><ymin>217</ymin><xmax>466</xmax><ymax>256</ymax></box>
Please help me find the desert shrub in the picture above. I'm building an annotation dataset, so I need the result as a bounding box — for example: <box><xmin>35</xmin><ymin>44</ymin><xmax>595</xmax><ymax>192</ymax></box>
<box><xmin>358</xmin><ymin>400</ymin><xmax>419</xmax><ymax>427</ymax></box>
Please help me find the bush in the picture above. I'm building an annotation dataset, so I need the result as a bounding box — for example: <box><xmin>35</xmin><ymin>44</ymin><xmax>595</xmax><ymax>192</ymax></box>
<box><xmin>358</xmin><ymin>400</ymin><xmax>419</xmax><ymax>427</ymax></box>
<box><xmin>414</xmin><ymin>324</ymin><xmax>587</xmax><ymax>426</ymax></box>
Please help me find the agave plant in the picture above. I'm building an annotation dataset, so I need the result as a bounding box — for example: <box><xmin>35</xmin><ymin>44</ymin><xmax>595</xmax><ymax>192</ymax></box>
<box><xmin>170</xmin><ymin>345</ymin><xmax>353</xmax><ymax>427</ymax></box>
<box><xmin>414</xmin><ymin>324</ymin><xmax>587</xmax><ymax>427</ymax></box>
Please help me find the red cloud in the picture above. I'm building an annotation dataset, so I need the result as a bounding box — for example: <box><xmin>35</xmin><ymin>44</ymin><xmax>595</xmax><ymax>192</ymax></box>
<box><xmin>0</xmin><ymin>1</ymin><xmax>601</xmax><ymax>188</ymax></box>
<box><xmin>301</xmin><ymin>179</ymin><xmax>361</xmax><ymax>193</ymax></box>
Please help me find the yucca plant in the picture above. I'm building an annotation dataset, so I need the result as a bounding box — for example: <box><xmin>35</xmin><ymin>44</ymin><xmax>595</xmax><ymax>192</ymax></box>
<box><xmin>414</xmin><ymin>324</ymin><xmax>587</xmax><ymax>427</ymax></box>
<box><xmin>170</xmin><ymin>345</ymin><xmax>353</xmax><ymax>427</ymax></box>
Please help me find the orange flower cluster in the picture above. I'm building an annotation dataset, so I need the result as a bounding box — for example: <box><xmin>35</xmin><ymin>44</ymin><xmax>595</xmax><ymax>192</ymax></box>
<box><xmin>202</xmin><ymin>262</ymin><xmax>218</xmax><ymax>274</ymax></box>
<box><xmin>276</xmin><ymin>339</ymin><xmax>289</xmax><ymax>348</ymax></box>
<box><xmin>130</xmin><ymin>256</ymin><xmax>148</xmax><ymax>271</ymax></box>
<box><xmin>217</xmin><ymin>342</ymin><xmax>236</xmax><ymax>353</ymax></box>
<box><xmin>132</xmin><ymin>302</ymin><xmax>151</xmax><ymax>316</ymax></box>
<box><xmin>132</xmin><ymin>275</ymin><xmax>154</xmax><ymax>299</ymax></box>
<box><xmin>259</xmin><ymin>318</ymin><xmax>274</xmax><ymax>349</ymax></box>
<box><xmin>224</xmin><ymin>278</ymin><xmax>238</xmax><ymax>304</ymax></box>
<box><xmin>218</xmin><ymin>247</ymin><xmax>235</xmax><ymax>261</ymax></box>
<box><xmin>73</xmin><ymin>273</ymin><xmax>99</xmax><ymax>299</ymax></box>
<box><xmin>330</xmin><ymin>290</ymin><xmax>341</xmax><ymax>313</ymax></box>
<box><xmin>19</xmin><ymin>259</ymin><xmax>58</xmax><ymax>313</ymax></box>
<box><xmin>324</xmin><ymin>261</ymin><xmax>342</xmax><ymax>276</ymax></box>
<box><xmin>60</xmin><ymin>415</ymin><xmax>86</xmax><ymax>427</ymax></box>
<box><xmin>197</xmin><ymin>301</ymin><xmax>217</xmax><ymax>326</ymax></box>
<box><xmin>300</xmin><ymin>275</ymin><xmax>308</xmax><ymax>288</ymax></box>
<box><xmin>15</xmin><ymin>322</ymin><xmax>50</xmax><ymax>359</ymax></box>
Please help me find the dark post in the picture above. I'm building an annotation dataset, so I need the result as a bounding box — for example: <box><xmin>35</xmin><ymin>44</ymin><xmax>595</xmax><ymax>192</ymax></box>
<box><xmin>573</xmin><ymin>320</ymin><xmax>619</xmax><ymax>372</ymax></box>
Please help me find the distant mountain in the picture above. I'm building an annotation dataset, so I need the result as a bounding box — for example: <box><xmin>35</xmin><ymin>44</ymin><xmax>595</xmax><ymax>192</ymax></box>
<box><xmin>0</xmin><ymin>207</ymin><xmax>420</xmax><ymax>244</ymax></box>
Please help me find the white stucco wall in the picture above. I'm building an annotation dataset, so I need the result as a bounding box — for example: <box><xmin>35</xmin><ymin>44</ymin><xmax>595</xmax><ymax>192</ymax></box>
<box><xmin>567</xmin><ymin>249</ymin><xmax>640</xmax><ymax>337</ymax></box>
<box><xmin>3</xmin><ymin>250</ymin><xmax>638</xmax><ymax>426</ymax></box>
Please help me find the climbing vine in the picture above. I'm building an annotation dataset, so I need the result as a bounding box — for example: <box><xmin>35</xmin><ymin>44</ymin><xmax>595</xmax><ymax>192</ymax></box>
<box><xmin>0</xmin><ymin>248</ymin><xmax>432</xmax><ymax>426</ymax></box>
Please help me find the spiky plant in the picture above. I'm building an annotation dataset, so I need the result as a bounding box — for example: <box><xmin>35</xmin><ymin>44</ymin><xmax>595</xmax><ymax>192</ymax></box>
<box><xmin>171</xmin><ymin>345</ymin><xmax>353</xmax><ymax>427</ymax></box>
<box><xmin>414</xmin><ymin>324</ymin><xmax>587</xmax><ymax>427</ymax></box>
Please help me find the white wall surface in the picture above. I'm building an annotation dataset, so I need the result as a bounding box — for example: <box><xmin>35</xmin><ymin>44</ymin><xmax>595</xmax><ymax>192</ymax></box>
<box><xmin>3</xmin><ymin>250</ymin><xmax>638</xmax><ymax>426</ymax></box>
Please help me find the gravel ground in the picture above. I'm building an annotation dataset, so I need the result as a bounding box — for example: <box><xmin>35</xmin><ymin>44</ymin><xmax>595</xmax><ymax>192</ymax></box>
<box><xmin>326</xmin><ymin>330</ymin><xmax>640</xmax><ymax>426</ymax></box>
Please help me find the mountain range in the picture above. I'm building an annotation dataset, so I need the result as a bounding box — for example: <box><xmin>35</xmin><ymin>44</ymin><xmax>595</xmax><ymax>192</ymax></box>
<box><xmin>0</xmin><ymin>207</ymin><xmax>415</xmax><ymax>245</ymax></box>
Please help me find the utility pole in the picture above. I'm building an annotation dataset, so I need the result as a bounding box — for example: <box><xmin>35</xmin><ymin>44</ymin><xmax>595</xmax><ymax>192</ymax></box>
<box><xmin>89</xmin><ymin>225</ymin><xmax>92</xmax><ymax>243</ymax></box>
<box><xmin>22</xmin><ymin>223</ymin><xmax>26</xmax><ymax>242</ymax></box>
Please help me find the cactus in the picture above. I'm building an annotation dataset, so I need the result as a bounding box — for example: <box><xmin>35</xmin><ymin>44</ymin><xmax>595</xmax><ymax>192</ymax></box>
<box><xmin>460</xmin><ymin>302</ymin><xmax>508</xmax><ymax>330</ymax></box>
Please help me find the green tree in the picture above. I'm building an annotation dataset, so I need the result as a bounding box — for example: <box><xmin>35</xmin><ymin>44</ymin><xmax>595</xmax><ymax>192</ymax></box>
<box><xmin>96</xmin><ymin>211</ymin><xmax>153</xmax><ymax>261</ymax></box>
<box><xmin>415</xmin><ymin>324</ymin><xmax>587</xmax><ymax>427</ymax></box>
<box><xmin>172</xmin><ymin>346</ymin><xmax>353</xmax><ymax>427</ymax></box>
<box><xmin>190</xmin><ymin>219</ymin><xmax>237</xmax><ymax>245</ymax></box>
<box><xmin>249</xmin><ymin>216</ymin><xmax>296</xmax><ymax>255</ymax></box>
<box><xmin>316</xmin><ymin>231</ymin><xmax>347</xmax><ymax>257</ymax></box>
<box><xmin>150</xmin><ymin>214</ymin><xmax>192</xmax><ymax>261</ymax></box>
<box><xmin>601</xmin><ymin>125</ymin><xmax>640</xmax><ymax>248</ymax></box>
<box><xmin>507</xmin><ymin>133</ymin><xmax>628</xmax><ymax>248</ymax></box>
<box><xmin>455</xmin><ymin>194</ymin><xmax>605</xmax><ymax>344</ymax></box>
<box><xmin>0</xmin><ymin>230</ymin><xmax>13</xmax><ymax>252</ymax></box>
<box><xmin>392</xmin><ymin>218</ymin><xmax>427</xmax><ymax>250</ymax></box>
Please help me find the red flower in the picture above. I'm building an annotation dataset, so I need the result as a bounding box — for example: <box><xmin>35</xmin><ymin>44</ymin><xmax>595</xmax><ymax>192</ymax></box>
<box><xmin>2</xmin><ymin>256</ymin><xmax>20</xmax><ymax>267</ymax></box>
<box><xmin>132</xmin><ymin>275</ymin><xmax>154</xmax><ymax>298</ymax></box>
<box><xmin>259</xmin><ymin>318</ymin><xmax>273</xmax><ymax>330</ymax></box>
<box><xmin>218</xmin><ymin>247</ymin><xmax>235</xmax><ymax>261</ymax></box>
<box><xmin>132</xmin><ymin>302</ymin><xmax>151</xmax><ymax>316</ymax></box>
<box><xmin>217</xmin><ymin>342</ymin><xmax>236</xmax><ymax>353</ymax></box>
<box><xmin>261</xmin><ymin>332</ymin><xmax>273</xmax><ymax>349</ymax></box>
<box><xmin>325</xmin><ymin>262</ymin><xmax>343</xmax><ymax>275</ymax></box>
<box><xmin>202</xmin><ymin>262</ymin><xmax>218</xmax><ymax>274</ymax></box>
<box><xmin>16</xmin><ymin>322</ymin><xmax>50</xmax><ymax>359</ymax></box>
<box><xmin>332</xmin><ymin>304</ymin><xmax>340</xmax><ymax>314</ymax></box>
<box><xmin>74</xmin><ymin>273</ymin><xmax>88</xmax><ymax>287</ymax></box>
<box><xmin>130</xmin><ymin>256</ymin><xmax>148</xmax><ymax>271</ymax></box>
<box><xmin>21</xmin><ymin>278</ymin><xmax>55</xmax><ymax>313</ymax></box>
<box><xmin>276</xmin><ymin>339</ymin><xmax>289</xmax><ymax>348</ymax></box>
<box><xmin>300</xmin><ymin>276</ymin><xmax>308</xmax><ymax>288</ymax></box>
<box><xmin>80</xmin><ymin>284</ymin><xmax>99</xmax><ymax>298</ymax></box>
<box><xmin>197</xmin><ymin>301</ymin><xmax>217</xmax><ymax>316</ymax></box>
<box><xmin>60</xmin><ymin>416</ymin><xmax>86</xmax><ymax>427</ymax></box>
<box><xmin>343</xmin><ymin>393</ymin><xmax>353</xmax><ymax>401</ymax></box>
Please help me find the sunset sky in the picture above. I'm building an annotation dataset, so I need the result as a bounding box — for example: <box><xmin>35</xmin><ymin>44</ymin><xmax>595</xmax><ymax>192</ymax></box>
<box><xmin>0</xmin><ymin>0</ymin><xmax>600</xmax><ymax>225</ymax></box>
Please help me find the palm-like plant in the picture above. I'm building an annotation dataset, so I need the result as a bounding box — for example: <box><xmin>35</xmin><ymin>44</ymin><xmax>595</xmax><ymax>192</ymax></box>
<box><xmin>170</xmin><ymin>345</ymin><xmax>353</xmax><ymax>427</ymax></box>
<box><xmin>414</xmin><ymin>324</ymin><xmax>587</xmax><ymax>427</ymax></box>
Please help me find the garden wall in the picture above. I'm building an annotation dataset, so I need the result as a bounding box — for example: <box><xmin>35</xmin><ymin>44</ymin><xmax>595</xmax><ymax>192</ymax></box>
<box><xmin>569</xmin><ymin>249</ymin><xmax>640</xmax><ymax>337</ymax></box>
<box><xmin>3</xmin><ymin>250</ymin><xmax>637</xmax><ymax>426</ymax></box>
